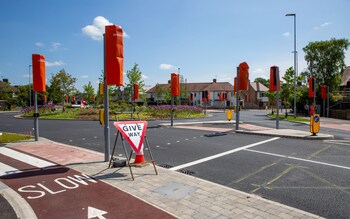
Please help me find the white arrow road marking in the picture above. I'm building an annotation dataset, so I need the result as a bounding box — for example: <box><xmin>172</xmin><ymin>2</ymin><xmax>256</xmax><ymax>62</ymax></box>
<box><xmin>88</xmin><ymin>206</ymin><xmax>108</xmax><ymax>219</ymax></box>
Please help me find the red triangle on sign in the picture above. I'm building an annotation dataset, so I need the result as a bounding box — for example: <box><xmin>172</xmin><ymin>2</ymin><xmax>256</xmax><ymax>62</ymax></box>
<box><xmin>113</xmin><ymin>121</ymin><xmax>148</xmax><ymax>153</ymax></box>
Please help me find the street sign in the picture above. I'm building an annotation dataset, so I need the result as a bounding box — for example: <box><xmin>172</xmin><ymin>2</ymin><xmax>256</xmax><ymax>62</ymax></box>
<box><xmin>113</xmin><ymin>121</ymin><xmax>148</xmax><ymax>153</ymax></box>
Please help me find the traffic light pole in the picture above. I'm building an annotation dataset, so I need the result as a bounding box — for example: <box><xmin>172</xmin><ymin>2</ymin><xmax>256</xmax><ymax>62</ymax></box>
<box><xmin>103</xmin><ymin>34</ymin><xmax>110</xmax><ymax>162</ymax></box>
<box><xmin>235</xmin><ymin>67</ymin><xmax>240</xmax><ymax>130</ymax></box>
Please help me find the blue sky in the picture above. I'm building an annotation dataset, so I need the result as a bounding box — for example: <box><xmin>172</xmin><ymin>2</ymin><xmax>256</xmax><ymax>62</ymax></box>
<box><xmin>1</xmin><ymin>0</ymin><xmax>349</xmax><ymax>91</ymax></box>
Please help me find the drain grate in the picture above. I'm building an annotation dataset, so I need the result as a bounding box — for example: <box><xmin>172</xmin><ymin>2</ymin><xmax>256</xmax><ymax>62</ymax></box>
<box><xmin>158</xmin><ymin>164</ymin><xmax>174</xmax><ymax>169</ymax></box>
<box><xmin>158</xmin><ymin>164</ymin><xmax>196</xmax><ymax>176</ymax></box>
<box><xmin>177</xmin><ymin>169</ymin><xmax>196</xmax><ymax>176</ymax></box>
<box><xmin>204</xmin><ymin>132</ymin><xmax>227</xmax><ymax>137</ymax></box>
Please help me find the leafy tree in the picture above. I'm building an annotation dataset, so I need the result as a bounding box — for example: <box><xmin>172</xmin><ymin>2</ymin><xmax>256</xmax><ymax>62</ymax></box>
<box><xmin>14</xmin><ymin>84</ymin><xmax>31</xmax><ymax>107</ymax></box>
<box><xmin>0</xmin><ymin>83</ymin><xmax>16</xmax><ymax>109</ymax></box>
<box><xmin>254</xmin><ymin>77</ymin><xmax>269</xmax><ymax>88</ymax></box>
<box><xmin>83</xmin><ymin>81</ymin><xmax>95</xmax><ymax>103</ymax></box>
<box><xmin>180</xmin><ymin>75</ymin><xmax>187</xmax><ymax>104</ymax></box>
<box><xmin>47</xmin><ymin>69</ymin><xmax>77</xmax><ymax>104</ymax></box>
<box><xmin>126</xmin><ymin>63</ymin><xmax>146</xmax><ymax>103</ymax></box>
<box><xmin>154</xmin><ymin>83</ymin><xmax>164</xmax><ymax>105</ymax></box>
<box><xmin>280</xmin><ymin>67</ymin><xmax>293</xmax><ymax>110</ymax></box>
<box><xmin>303</xmin><ymin>38</ymin><xmax>349</xmax><ymax>90</ymax></box>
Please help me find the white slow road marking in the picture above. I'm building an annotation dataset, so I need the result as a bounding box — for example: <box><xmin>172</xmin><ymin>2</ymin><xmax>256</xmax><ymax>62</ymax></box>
<box><xmin>245</xmin><ymin>149</ymin><xmax>350</xmax><ymax>170</ymax></box>
<box><xmin>0</xmin><ymin>147</ymin><xmax>56</xmax><ymax>168</ymax></box>
<box><xmin>170</xmin><ymin>137</ymin><xmax>280</xmax><ymax>171</ymax></box>
<box><xmin>0</xmin><ymin>162</ymin><xmax>22</xmax><ymax>176</ymax></box>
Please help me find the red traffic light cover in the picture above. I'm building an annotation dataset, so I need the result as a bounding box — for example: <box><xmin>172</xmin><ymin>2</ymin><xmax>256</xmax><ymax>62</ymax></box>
<box><xmin>171</xmin><ymin>73</ymin><xmax>180</xmax><ymax>96</ymax></box>
<box><xmin>105</xmin><ymin>25</ymin><xmax>124</xmax><ymax>86</ymax></box>
<box><xmin>238</xmin><ymin>62</ymin><xmax>249</xmax><ymax>91</ymax></box>
<box><xmin>32</xmin><ymin>54</ymin><xmax>46</xmax><ymax>92</ymax></box>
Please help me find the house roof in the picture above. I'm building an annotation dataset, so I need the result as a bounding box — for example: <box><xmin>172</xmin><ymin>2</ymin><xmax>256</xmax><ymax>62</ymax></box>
<box><xmin>147</xmin><ymin>82</ymin><xmax>234</xmax><ymax>93</ymax></box>
<box><xmin>340</xmin><ymin>66</ymin><xmax>350</xmax><ymax>87</ymax></box>
<box><xmin>250</xmin><ymin>82</ymin><xmax>268</xmax><ymax>92</ymax></box>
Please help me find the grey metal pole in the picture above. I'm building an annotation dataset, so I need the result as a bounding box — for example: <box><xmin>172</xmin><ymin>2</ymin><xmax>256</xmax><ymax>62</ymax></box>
<box><xmin>276</xmin><ymin>67</ymin><xmax>280</xmax><ymax>129</ymax></box>
<box><xmin>103</xmin><ymin>34</ymin><xmax>110</xmax><ymax>162</ymax></box>
<box><xmin>293</xmin><ymin>15</ymin><xmax>297</xmax><ymax>118</ymax></box>
<box><xmin>171</xmin><ymin>96</ymin><xmax>174</xmax><ymax>126</ymax></box>
<box><xmin>34</xmin><ymin>91</ymin><xmax>39</xmax><ymax>141</ymax></box>
<box><xmin>178</xmin><ymin>67</ymin><xmax>180</xmax><ymax>106</ymax></box>
<box><xmin>235</xmin><ymin>67</ymin><xmax>240</xmax><ymax>130</ymax></box>
<box><xmin>286</xmin><ymin>13</ymin><xmax>297</xmax><ymax>118</ymax></box>
<box><xmin>29</xmin><ymin>65</ymin><xmax>32</xmax><ymax>107</ymax></box>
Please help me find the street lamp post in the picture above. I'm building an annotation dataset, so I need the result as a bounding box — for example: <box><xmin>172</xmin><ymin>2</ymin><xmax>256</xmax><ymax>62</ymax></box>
<box><xmin>286</xmin><ymin>13</ymin><xmax>297</xmax><ymax>118</ymax></box>
<box><xmin>29</xmin><ymin>65</ymin><xmax>32</xmax><ymax>107</ymax></box>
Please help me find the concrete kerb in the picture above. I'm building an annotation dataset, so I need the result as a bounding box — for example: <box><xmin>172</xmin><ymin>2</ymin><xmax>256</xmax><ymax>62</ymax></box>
<box><xmin>235</xmin><ymin>129</ymin><xmax>334</xmax><ymax>140</ymax></box>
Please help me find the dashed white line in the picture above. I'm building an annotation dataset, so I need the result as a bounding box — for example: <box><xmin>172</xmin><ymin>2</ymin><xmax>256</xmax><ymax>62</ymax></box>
<box><xmin>169</xmin><ymin>137</ymin><xmax>280</xmax><ymax>171</ymax></box>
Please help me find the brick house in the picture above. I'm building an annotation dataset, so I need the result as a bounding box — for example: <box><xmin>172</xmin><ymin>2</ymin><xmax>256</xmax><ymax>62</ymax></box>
<box><xmin>147</xmin><ymin>79</ymin><xmax>236</xmax><ymax>107</ymax></box>
<box><xmin>246</xmin><ymin>82</ymin><xmax>269</xmax><ymax>109</ymax></box>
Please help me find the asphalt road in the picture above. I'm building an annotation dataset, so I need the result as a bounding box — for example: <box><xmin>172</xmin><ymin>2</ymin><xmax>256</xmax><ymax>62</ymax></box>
<box><xmin>1</xmin><ymin>111</ymin><xmax>350</xmax><ymax>218</ymax></box>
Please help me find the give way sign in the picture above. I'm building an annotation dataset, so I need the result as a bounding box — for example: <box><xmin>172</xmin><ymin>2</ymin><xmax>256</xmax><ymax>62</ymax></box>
<box><xmin>113</xmin><ymin>121</ymin><xmax>148</xmax><ymax>153</ymax></box>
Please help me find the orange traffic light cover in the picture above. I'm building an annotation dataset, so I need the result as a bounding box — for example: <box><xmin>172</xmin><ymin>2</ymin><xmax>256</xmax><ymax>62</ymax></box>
<box><xmin>32</xmin><ymin>54</ymin><xmax>46</xmax><ymax>92</ymax></box>
<box><xmin>105</xmin><ymin>25</ymin><xmax>124</xmax><ymax>86</ymax></box>
<box><xmin>238</xmin><ymin>62</ymin><xmax>249</xmax><ymax>91</ymax></box>
<box><xmin>171</xmin><ymin>73</ymin><xmax>180</xmax><ymax>96</ymax></box>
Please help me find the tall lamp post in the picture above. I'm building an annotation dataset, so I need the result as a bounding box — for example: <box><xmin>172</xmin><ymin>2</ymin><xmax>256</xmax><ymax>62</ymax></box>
<box><xmin>286</xmin><ymin>13</ymin><xmax>297</xmax><ymax>118</ymax></box>
<box><xmin>29</xmin><ymin>65</ymin><xmax>32</xmax><ymax>107</ymax></box>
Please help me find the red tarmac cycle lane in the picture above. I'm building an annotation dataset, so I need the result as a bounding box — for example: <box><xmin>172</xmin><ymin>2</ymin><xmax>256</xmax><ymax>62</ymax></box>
<box><xmin>0</xmin><ymin>164</ymin><xmax>175</xmax><ymax>219</ymax></box>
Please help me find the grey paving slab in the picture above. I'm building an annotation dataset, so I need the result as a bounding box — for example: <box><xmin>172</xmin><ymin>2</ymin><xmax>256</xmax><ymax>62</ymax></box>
<box><xmin>69</xmin><ymin>161</ymin><xmax>324</xmax><ymax>219</ymax></box>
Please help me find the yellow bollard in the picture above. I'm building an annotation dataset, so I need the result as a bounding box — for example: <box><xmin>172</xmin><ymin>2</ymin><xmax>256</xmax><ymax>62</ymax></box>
<box><xmin>226</xmin><ymin>110</ymin><xmax>232</xmax><ymax>121</ymax></box>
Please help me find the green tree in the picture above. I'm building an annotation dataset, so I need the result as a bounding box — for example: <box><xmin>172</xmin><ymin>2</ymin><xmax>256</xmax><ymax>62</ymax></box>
<box><xmin>280</xmin><ymin>67</ymin><xmax>293</xmax><ymax>109</ymax></box>
<box><xmin>47</xmin><ymin>69</ymin><xmax>77</xmax><ymax>104</ymax></box>
<box><xmin>126</xmin><ymin>63</ymin><xmax>146</xmax><ymax>103</ymax></box>
<box><xmin>180</xmin><ymin>75</ymin><xmax>187</xmax><ymax>104</ymax></box>
<box><xmin>254</xmin><ymin>77</ymin><xmax>269</xmax><ymax>88</ymax></box>
<box><xmin>83</xmin><ymin>81</ymin><xmax>95</xmax><ymax>103</ymax></box>
<box><xmin>14</xmin><ymin>84</ymin><xmax>31</xmax><ymax>107</ymax></box>
<box><xmin>154</xmin><ymin>83</ymin><xmax>164</xmax><ymax>105</ymax></box>
<box><xmin>0</xmin><ymin>83</ymin><xmax>16</xmax><ymax>109</ymax></box>
<box><xmin>303</xmin><ymin>38</ymin><xmax>349</xmax><ymax>90</ymax></box>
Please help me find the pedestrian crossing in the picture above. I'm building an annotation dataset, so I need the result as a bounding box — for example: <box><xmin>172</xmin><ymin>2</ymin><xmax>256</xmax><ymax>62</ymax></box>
<box><xmin>0</xmin><ymin>147</ymin><xmax>56</xmax><ymax>177</ymax></box>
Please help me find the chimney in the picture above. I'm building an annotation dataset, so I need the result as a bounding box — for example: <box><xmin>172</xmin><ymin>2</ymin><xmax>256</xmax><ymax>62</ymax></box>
<box><xmin>213</xmin><ymin>78</ymin><xmax>217</xmax><ymax>83</ymax></box>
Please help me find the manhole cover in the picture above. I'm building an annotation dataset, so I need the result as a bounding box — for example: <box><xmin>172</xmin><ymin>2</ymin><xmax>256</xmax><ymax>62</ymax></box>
<box><xmin>153</xmin><ymin>182</ymin><xmax>197</xmax><ymax>200</ymax></box>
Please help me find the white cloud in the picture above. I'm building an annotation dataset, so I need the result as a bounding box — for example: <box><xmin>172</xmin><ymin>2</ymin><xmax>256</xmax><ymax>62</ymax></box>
<box><xmin>35</xmin><ymin>42</ymin><xmax>45</xmax><ymax>47</ymax></box>
<box><xmin>159</xmin><ymin>64</ymin><xmax>177</xmax><ymax>70</ymax></box>
<box><xmin>82</xmin><ymin>16</ymin><xmax>129</xmax><ymax>41</ymax></box>
<box><xmin>142</xmin><ymin>74</ymin><xmax>149</xmax><ymax>79</ymax></box>
<box><xmin>252</xmin><ymin>68</ymin><xmax>264</xmax><ymax>74</ymax></box>
<box><xmin>45</xmin><ymin>61</ymin><xmax>65</xmax><ymax>67</ymax></box>
<box><xmin>283</xmin><ymin>32</ymin><xmax>290</xmax><ymax>37</ymax></box>
<box><xmin>80</xmin><ymin>75</ymin><xmax>89</xmax><ymax>79</ymax></box>
<box><xmin>51</xmin><ymin>42</ymin><xmax>61</xmax><ymax>51</ymax></box>
<box><xmin>314</xmin><ymin>21</ymin><xmax>332</xmax><ymax>30</ymax></box>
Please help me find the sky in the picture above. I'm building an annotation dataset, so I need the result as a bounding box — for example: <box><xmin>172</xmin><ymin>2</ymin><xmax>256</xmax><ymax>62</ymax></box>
<box><xmin>1</xmin><ymin>0</ymin><xmax>350</xmax><ymax>91</ymax></box>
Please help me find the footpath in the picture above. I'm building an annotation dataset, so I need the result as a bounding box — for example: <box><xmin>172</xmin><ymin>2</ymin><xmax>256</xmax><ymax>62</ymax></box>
<box><xmin>0</xmin><ymin>136</ymin><xmax>324</xmax><ymax>219</ymax></box>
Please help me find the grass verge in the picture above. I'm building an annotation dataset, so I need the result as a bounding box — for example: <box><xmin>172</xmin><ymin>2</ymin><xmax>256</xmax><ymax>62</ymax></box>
<box><xmin>0</xmin><ymin>132</ymin><xmax>33</xmax><ymax>144</ymax></box>
<box><xmin>267</xmin><ymin>114</ymin><xmax>309</xmax><ymax>122</ymax></box>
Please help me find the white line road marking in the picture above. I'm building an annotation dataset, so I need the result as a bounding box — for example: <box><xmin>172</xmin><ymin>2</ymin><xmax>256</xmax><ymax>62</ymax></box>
<box><xmin>169</xmin><ymin>137</ymin><xmax>280</xmax><ymax>171</ymax></box>
<box><xmin>0</xmin><ymin>162</ymin><xmax>22</xmax><ymax>176</ymax></box>
<box><xmin>323</xmin><ymin>140</ymin><xmax>350</xmax><ymax>146</ymax></box>
<box><xmin>0</xmin><ymin>147</ymin><xmax>56</xmax><ymax>168</ymax></box>
<box><xmin>244</xmin><ymin>149</ymin><xmax>350</xmax><ymax>170</ymax></box>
